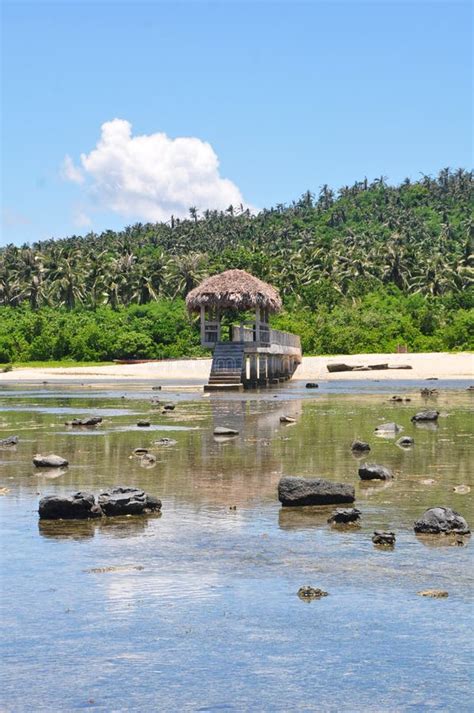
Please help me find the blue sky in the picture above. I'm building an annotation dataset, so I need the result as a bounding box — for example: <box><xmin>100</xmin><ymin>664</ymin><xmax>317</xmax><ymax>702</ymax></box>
<box><xmin>1</xmin><ymin>0</ymin><xmax>472</xmax><ymax>245</ymax></box>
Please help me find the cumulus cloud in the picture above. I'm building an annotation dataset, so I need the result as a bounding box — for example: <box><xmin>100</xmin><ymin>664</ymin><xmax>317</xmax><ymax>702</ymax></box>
<box><xmin>62</xmin><ymin>119</ymin><xmax>251</xmax><ymax>222</ymax></box>
<box><xmin>61</xmin><ymin>155</ymin><xmax>84</xmax><ymax>184</ymax></box>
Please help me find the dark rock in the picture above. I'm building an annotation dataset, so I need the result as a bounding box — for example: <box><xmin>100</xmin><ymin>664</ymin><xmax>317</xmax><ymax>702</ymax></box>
<box><xmin>133</xmin><ymin>447</ymin><xmax>149</xmax><ymax>455</ymax></box>
<box><xmin>98</xmin><ymin>487</ymin><xmax>162</xmax><ymax>516</ymax></box>
<box><xmin>0</xmin><ymin>435</ymin><xmax>19</xmax><ymax>447</ymax></box>
<box><xmin>327</xmin><ymin>363</ymin><xmax>358</xmax><ymax>373</ymax></box>
<box><xmin>297</xmin><ymin>586</ymin><xmax>328</xmax><ymax>600</ymax></box>
<box><xmin>154</xmin><ymin>438</ymin><xmax>177</xmax><ymax>447</ymax></box>
<box><xmin>33</xmin><ymin>453</ymin><xmax>69</xmax><ymax>468</ymax></box>
<box><xmin>163</xmin><ymin>403</ymin><xmax>175</xmax><ymax>411</ymax></box>
<box><xmin>280</xmin><ymin>415</ymin><xmax>296</xmax><ymax>423</ymax></box>
<box><xmin>411</xmin><ymin>410</ymin><xmax>439</xmax><ymax>422</ymax></box>
<box><xmin>137</xmin><ymin>421</ymin><xmax>151</xmax><ymax>427</ymax></box>
<box><xmin>39</xmin><ymin>492</ymin><xmax>102</xmax><ymax>520</ymax></box>
<box><xmin>358</xmin><ymin>463</ymin><xmax>392</xmax><ymax>480</ymax></box>
<box><xmin>467</xmin><ymin>385</ymin><xmax>474</xmax><ymax>391</ymax></box>
<box><xmin>414</xmin><ymin>507</ymin><xmax>470</xmax><ymax>535</ymax></box>
<box><xmin>328</xmin><ymin>507</ymin><xmax>361</xmax><ymax>524</ymax></box>
<box><xmin>389</xmin><ymin>395</ymin><xmax>403</xmax><ymax>402</ymax></box>
<box><xmin>278</xmin><ymin>476</ymin><xmax>355</xmax><ymax>507</ymax></box>
<box><xmin>374</xmin><ymin>422</ymin><xmax>402</xmax><ymax>433</ymax></box>
<box><xmin>305</xmin><ymin>383</ymin><xmax>319</xmax><ymax>389</ymax></box>
<box><xmin>152</xmin><ymin>386</ymin><xmax>162</xmax><ymax>391</ymax></box>
<box><xmin>351</xmin><ymin>440</ymin><xmax>370</xmax><ymax>452</ymax></box>
<box><xmin>426</xmin><ymin>377</ymin><xmax>438</xmax><ymax>380</ymax></box>
<box><xmin>372</xmin><ymin>531</ymin><xmax>396</xmax><ymax>546</ymax></box>
<box><xmin>214</xmin><ymin>426</ymin><xmax>239</xmax><ymax>436</ymax></box>
<box><xmin>65</xmin><ymin>417</ymin><xmax>102</xmax><ymax>426</ymax></box>
<box><xmin>397</xmin><ymin>436</ymin><xmax>414</xmax><ymax>447</ymax></box>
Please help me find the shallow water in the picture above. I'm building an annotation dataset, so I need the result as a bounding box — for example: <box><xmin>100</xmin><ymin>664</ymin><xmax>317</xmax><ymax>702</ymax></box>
<box><xmin>0</xmin><ymin>381</ymin><xmax>473</xmax><ymax>712</ymax></box>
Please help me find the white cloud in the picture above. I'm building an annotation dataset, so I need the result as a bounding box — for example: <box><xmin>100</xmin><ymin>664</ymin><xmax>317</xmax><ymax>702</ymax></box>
<box><xmin>62</xmin><ymin>118</ymin><xmax>251</xmax><ymax>222</ymax></box>
<box><xmin>73</xmin><ymin>207</ymin><xmax>92</xmax><ymax>228</ymax></box>
<box><xmin>61</xmin><ymin>154</ymin><xmax>84</xmax><ymax>184</ymax></box>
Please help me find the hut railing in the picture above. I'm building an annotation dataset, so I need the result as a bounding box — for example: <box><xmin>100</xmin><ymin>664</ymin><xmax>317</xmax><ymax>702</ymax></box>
<box><xmin>230</xmin><ymin>324</ymin><xmax>300</xmax><ymax>349</ymax></box>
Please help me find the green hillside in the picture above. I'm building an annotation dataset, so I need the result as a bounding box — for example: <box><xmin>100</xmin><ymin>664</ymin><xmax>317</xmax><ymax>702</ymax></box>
<box><xmin>1</xmin><ymin>168</ymin><xmax>472</xmax><ymax>362</ymax></box>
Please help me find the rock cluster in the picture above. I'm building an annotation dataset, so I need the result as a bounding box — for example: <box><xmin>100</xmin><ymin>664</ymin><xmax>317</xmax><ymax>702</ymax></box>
<box><xmin>39</xmin><ymin>487</ymin><xmax>161</xmax><ymax>520</ymax></box>
<box><xmin>64</xmin><ymin>417</ymin><xmax>102</xmax><ymax>426</ymax></box>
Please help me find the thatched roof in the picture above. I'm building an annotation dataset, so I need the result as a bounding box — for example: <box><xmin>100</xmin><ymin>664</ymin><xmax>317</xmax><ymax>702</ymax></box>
<box><xmin>186</xmin><ymin>269</ymin><xmax>282</xmax><ymax>313</ymax></box>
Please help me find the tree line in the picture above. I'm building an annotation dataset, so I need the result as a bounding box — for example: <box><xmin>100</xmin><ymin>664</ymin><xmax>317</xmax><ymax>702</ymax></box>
<box><xmin>0</xmin><ymin>168</ymin><xmax>472</xmax><ymax>361</ymax></box>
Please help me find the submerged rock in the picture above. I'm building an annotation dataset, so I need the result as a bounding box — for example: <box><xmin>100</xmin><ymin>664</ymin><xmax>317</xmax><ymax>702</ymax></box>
<box><xmin>0</xmin><ymin>435</ymin><xmax>19</xmax><ymax>447</ymax></box>
<box><xmin>305</xmin><ymin>383</ymin><xmax>319</xmax><ymax>389</ymax></box>
<box><xmin>453</xmin><ymin>485</ymin><xmax>471</xmax><ymax>495</ymax></box>
<box><xmin>33</xmin><ymin>454</ymin><xmax>69</xmax><ymax>468</ymax></box>
<box><xmin>374</xmin><ymin>422</ymin><xmax>402</xmax><ymax>433</ymax></box>
<box><xmin>414</xmin><ymin>507</ymin><xmax>470</xmax><ymax>535</ymax></box>
<box><xmin>411</xmin><ymin>410</ymin><xmax>439</xmax><ymax>422</ymax></box>
<box><xmin>372</xmin><ymin>531</ymin><xmax>396</xmax><ymax>546</ymax></box>
<box><xmin>278</xmin><ymin>476</ymin><xmax>355</xmax><ymax>507</ymax></box>
<box><xmin>214</xmin><ymin>426</ymin><xmax>239</xmax><ymax>436</ymax></box>
<box><xmin>154</xmin><ymin>438</ymin><xmax>177</xmax><ymax>447</ymax></box>
<box><xmin>417</xmin><ymin>589</ymin><xmax>449</xmax><ymax>598</ymax></box>
<box><xmin>133</xmin><ymin>447</ymin><xmax>149</xmax><ymax>455</ymax></box>
<box><xmin>297</xmin><ymin>586</ymin><xmax>328</xmax><ymax>600</ymax></box>
<box><xmin>328</xmin><ymin>507</ymin><xmax>361</xmax><ymax>524</ymax></box>
<box><xmin>358</xmin><ymin>463</ymin><xmax>392</xmax><ymax>481</ymax></box>
<box><xmin>140</xmin><ymin>453</ymin><xmax>157</xmax><ymax>467</ymax></box>
<box><xmin>98</xmin><ymin>487</ymin><xmax>162</xmax><ymax>516</ymax></box>
<box><xmin>351</xmin><ymin>440</ymin><xmax>370</xmax><ymax>452</ymax></box>
<box><xmin>397</xmin><ymin>436</ymin><xmax>414</xmax><ymax>447</ymax></box>
<box><xmin>64</xmin><ymin>417</ymin><xmax>102</xmax><ymax>427</ymax></box>
<box><xmin>39</xmin><ymin>492</ymin><xmax>102</xmax><ymax>520</ymax></box>
<box><xmin>280</xmin><ymin>415</ymin><xmax>296</xmax><ymax>423</ymax></box>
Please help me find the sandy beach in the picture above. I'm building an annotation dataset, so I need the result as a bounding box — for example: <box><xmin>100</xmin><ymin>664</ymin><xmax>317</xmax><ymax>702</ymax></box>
<box><xmin>0</xmin><ymin>352</ymin><xmax>472</xmax><ymax>384</ymax></box>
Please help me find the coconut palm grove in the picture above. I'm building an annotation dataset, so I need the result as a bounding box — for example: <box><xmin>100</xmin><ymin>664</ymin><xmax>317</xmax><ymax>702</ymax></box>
<box><xmin>0</xmin><ymin>168</ymin><xmax>473</xmax><ymax>364</ymax></box>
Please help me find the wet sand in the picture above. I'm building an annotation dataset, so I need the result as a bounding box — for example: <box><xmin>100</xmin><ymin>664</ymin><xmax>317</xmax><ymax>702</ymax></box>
<box><xmin>1</xmin><ymin>351</ymin><xmax>472</xmax><ymax>384</ymax></box>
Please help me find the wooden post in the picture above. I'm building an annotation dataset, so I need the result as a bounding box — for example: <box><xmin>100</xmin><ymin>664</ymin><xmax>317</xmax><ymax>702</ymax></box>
<box><xmin>255</xmin><ymin>306</ymin><xmax>260</xmax><ymax>342</ymax></box>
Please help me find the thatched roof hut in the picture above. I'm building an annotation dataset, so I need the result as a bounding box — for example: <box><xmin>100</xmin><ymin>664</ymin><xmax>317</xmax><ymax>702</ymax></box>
<box><xmin>186</xmin><ymin>269</ymin><xmax>282</xmax><ymax>314</ymax></box>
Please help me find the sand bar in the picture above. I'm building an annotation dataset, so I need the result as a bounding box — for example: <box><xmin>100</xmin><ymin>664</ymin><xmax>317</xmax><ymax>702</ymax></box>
<box><xmin>0</xmin><ymin>352</ymin><xmax>472</xmax><ymax>384</ymax></box>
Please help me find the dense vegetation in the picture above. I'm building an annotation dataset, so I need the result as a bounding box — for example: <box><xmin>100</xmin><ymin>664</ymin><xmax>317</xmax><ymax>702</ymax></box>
<box><xmin>1</xmin><ymin>168</ymin><xmax>472</xmax><ymax>362</ymax></box>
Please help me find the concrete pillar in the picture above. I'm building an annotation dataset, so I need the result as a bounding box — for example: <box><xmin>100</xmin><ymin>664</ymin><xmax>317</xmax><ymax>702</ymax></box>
<box><xmin>249</xmin><ymin>354</ymin><xmax>258</xmax><ymax>383</ymax></box>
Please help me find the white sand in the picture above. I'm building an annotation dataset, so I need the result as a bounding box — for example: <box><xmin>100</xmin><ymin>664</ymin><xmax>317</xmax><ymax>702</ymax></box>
<box><xmin>0</xmin><ymin>352</ymin><xmax>472</xmax><ymax>384</ymax></box>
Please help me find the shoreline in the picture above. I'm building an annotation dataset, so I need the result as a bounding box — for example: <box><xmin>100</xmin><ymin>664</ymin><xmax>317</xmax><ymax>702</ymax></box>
<box><xmin>0</xmin><ymin>352</ymin><xmax>472</xmax><ymax>384</ymax></box>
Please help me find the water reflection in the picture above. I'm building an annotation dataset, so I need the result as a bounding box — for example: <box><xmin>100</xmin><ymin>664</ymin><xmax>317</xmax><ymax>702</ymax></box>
<box><xmin>38</xmin><ymin>512</ymin><xmax>161</xmax><ymax>540</ymax></box>
<box><xmin>1</xmin><ymin>384</ymin><xmax>473</xmax><ymax>711</ymax></box>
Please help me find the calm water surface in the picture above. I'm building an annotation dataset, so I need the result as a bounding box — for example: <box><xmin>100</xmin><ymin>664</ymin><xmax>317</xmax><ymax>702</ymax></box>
<box><xmin>0</xmin><ymin>381</ymin><xmax>473</xmax><ymax>712</ymax></box>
